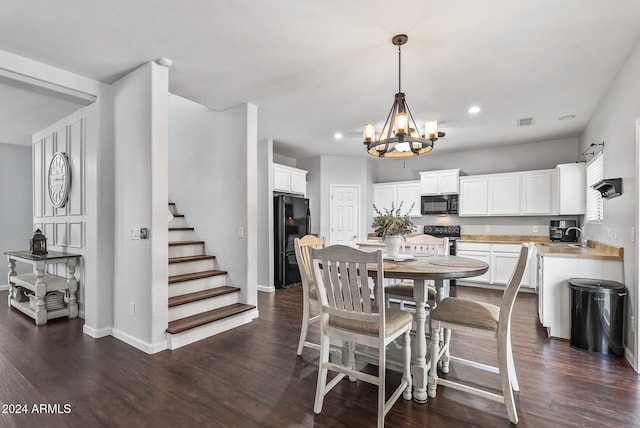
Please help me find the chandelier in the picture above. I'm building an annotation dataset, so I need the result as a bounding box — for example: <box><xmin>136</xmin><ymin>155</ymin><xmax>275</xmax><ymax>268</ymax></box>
<box><xmin>363</xmin><ymin>34</ymin><xmax>444</xmax><ymax>157</ymax></box>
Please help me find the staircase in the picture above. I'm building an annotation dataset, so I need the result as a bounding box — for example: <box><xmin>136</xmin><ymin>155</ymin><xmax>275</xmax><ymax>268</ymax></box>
<box><xmin>166</xmin><ymin>202</ymin><xmax>256</xmax><ymax>350</ymax></box>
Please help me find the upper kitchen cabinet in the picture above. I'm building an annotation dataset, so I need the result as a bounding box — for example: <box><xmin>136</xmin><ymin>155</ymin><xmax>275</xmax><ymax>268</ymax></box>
<box><xmin>419</xmin><ymin>168</ymin><xmax>460</xmax><ymax>195</ymax></box>
<box><xmin>556</xmin><ymin>163</ymin><xmax>585</xmax><ymax>215</ymax></box>
<box><xmin>459</xmin><ymin>169</ymin><xmax>555</xmax><ymax>217</ymax></box>
<box><xmin>459</xmin><ymin>176</ymin><xmax>489</xmax><ymax>216</ymax></box>
<box><xmin>521</xmin><ymin>170</ymin><xmax>555</xmax><ymax>215</ymax></box>
<box><xmin>373</xmin><ymin>180</ymin><xmax>421</xmax><ymax>217</ymax></box>
<box><xmin>488</xmin><ymin>173</ymin><xmax>521</xmax><ymax>215</ymax></box>
<box><xmin>273</xmin><ymin>163</ymin><xmax>307</xmax><ymax>195</ymax></box>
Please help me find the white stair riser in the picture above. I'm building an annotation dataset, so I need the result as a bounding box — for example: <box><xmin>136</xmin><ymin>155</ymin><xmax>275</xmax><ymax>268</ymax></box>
<box><xmin>169</xmin><ymin>244</ymin><xmax>204</xmax><ymax>258</ymax></box>
<box><xmin>167</xmin><ymin>309</ymin><xmax>258</xmax><ymax>350</ymax></box>
<box><xmin>169</xmin><ymin>229</ymin><xmax>197</xmax><ymax>241</ymax></box>
<box><xmin>169</xmin><ymin>293</ymin><xmax>239</xmax><ymax>322</ymax></box>
<box><xmin>169</xmin><ymin>259</ymin><xmax>215</xmax><ymax>276</ymax></box>
<box><xmin>169</xmin><ymin>275</ymin><xmax>227</xmax><ymax>297</ymax></box>
<box><xmin>169</xmin><ymin>217</ymin><xmax>189</xmax><ymax>228</ymax></box>
<box><xmin>168</xmin><ymin>204</ymin><xmax>178</xmax><ymax>215</ymax></box>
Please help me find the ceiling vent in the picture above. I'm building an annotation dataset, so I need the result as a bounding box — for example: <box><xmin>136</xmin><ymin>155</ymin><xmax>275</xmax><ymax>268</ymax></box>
<box><xmin>517</xmin><ymin>117</ymin><xmax>535</xmax><ymax>127</ymax></box>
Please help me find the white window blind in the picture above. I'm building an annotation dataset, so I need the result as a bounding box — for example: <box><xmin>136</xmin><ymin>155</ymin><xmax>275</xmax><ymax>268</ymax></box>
<box><xmin>585</xmin><ymin>152</ymin><xmax>604</xmax><ymax>222</ymax></box>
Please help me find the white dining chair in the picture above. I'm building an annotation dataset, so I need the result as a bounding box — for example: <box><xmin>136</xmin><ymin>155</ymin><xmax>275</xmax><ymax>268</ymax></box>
<box><xmin>310</xmin><ymin>245</ymin><xmax>412</xmax><ymax>428</ymax></box>
<box><xmin>428</xmin><ymin>243</ymin><xmax>529</xmax><ymax>424</ymax></box>
<box><xmin>385</xmin><ymin>234</ymin><xmax>449</xmax><ymax>311</ymax></box>
<box><xmin>293</xmin><ymin>235</ymin><xmax>325</xmax><ymax>355</ymax></box>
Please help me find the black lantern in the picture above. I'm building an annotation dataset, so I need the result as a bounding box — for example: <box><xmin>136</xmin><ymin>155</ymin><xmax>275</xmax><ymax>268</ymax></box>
<box><xmin>30</xmin><ymin>228</ymin><xmax>48</xmax><ymax>255</ymax></box>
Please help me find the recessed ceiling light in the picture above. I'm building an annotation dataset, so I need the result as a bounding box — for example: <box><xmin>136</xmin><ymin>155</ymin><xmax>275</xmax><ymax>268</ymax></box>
<box><xmin>558</xmin><ymin>114</ymin><xmax>576</xmax><ymax>121</ymax></box>
<box><xmin>468</xmin><ymin>106</ymin><xmax>481</xmax><ymax>114</ymax></box>
<box><xmin>334</xmin><ymin>132</ymin><xmax>343</xmax><ymax>139</ymax></box>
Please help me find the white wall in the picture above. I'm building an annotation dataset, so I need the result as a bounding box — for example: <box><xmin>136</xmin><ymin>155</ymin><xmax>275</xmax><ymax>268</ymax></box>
<box><xmin>112</xmin><ymin>61</ymin><xmax>169</xmax><ymax>353</ymax></box>
<box><xmin>257</xmin><ymin>138</ymin><xmax>272</xmax><ymax>289</ymax></box>
<box><xmin>3</xmin><ymin>50</ymin><xmax>115</xmax><ymax>338</ymax></box>
<box><xmin>168</xmin><ymin>95</ymin><xmax>258</xmax><ymax>306</ymax></box>
<box><xmin>579</xmin><ymin>38</ymin><xmax>640</xmax><ymax>366</ymax></box>
<box><xmin>374</xmin><ymin>137</ymin><xmax>579</xmax><ymax>182</ymax></box>
<box><xmin>0</xmin><ymin>143</ymin><xmax>32</xmax><ymax>284</ymax></box>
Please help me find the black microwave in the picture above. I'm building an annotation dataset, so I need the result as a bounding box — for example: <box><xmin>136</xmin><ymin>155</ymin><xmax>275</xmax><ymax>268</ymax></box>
<box><xmin>421</xmin><ymin>194</ymin><xmax>458</xmax><ymax>215</ymax></box>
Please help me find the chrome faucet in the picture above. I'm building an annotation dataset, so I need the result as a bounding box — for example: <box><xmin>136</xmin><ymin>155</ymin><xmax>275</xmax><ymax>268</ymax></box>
<box><xmin>565</xmin><ymin>227</ymin><xmax>587</xmax><ymax>248</ymax></box>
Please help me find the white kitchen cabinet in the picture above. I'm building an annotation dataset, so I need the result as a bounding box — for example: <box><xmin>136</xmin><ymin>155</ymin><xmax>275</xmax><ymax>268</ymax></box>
<box><xmin>488</xmin><ymin>174</ymin><xmax>520</xmax><ymax>215</ymax></box>
<box><xmin>459</xmin><ymin>176</ymin><xmax>488</xmax><ymax>216</ymax></box>
<box><xmin>273</xmin><ymin>163</ymin><xmax>307</xmax><ymax>195</ymax></box>
<box><xmin>521</xmin><ymin>170</ymin><xmax>554</xmax><ymax>215</ymax></box>
<box><xmin>456</xmin><ymin>242</ymin><xmax>491</xmax><ymax>283</ymax></box>
<box><xmin>373</xmin><ymin>180</ymin><xmax>420</xmax><ymax>217</ymax></box>
<box><xmin>460</xmin><ymin>168</ymin><xmax>554</xmax><ymax>217</ymax></box>
<box><xmin>419</xmin><ymin>169</ymin><xmax>460</xmax><ymax>195</ymax></box>
<box><xmin>556</xmin><ymin>163</ymin><xmax>585</xmax><ymax>215</ymax></box>
<box><xmin>537</xmin><ymin>254</ymin><xmax>623</xmax><ymax>339</ymax></box>
<box><xmin>457</xmin><ymin>242</ymin><xmax>536</xmax><ymax>289</ymax></box>
<box><xmin>490</xmin><ymin>244</ymin><xmax>534</xmax><ymax>288</ymax></box>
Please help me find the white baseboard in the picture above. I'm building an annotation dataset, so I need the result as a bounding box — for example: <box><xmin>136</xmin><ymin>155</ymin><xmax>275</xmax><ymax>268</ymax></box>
<box><xmin>624</xmin><ymin>346</ymin><xmax>638</xmax><ymax>373</ymax></box>
<box><xmin>111</xmin><ymin>328</ymin><xmax>167</xmax><ymax>354</ymax></box>
<box><xmin>83</xmin><ymin>324</ymin><xmax>113</xmax><ymax>339</ymax></box>
<box><xmin>257</xmin><ymin>284</ymin><xmax>275</xmax><ymax>293</ymax></box>
<box><xmin>0</xmin><ymin>284</ymin><xmax>9</xmax><ymax>291</ymax></box>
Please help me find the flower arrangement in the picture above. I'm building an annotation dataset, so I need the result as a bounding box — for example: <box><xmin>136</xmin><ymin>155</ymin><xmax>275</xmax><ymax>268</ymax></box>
<box><xmin>371</xmin><ymin>202</ymin><xmax>415</xmax><ymax>240</ymax></box>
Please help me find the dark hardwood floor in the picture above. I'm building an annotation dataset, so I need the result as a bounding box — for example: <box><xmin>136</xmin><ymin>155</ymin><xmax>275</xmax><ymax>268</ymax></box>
<box><xmin>0</xmin><ymin>286</ymin><xmax>638</xmax><ymax>427</ymax></box>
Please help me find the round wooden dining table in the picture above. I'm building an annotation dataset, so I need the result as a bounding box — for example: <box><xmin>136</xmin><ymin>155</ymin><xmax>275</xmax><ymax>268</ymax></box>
<box><xmin>367</xmin><ymin>254</ymin><xmax>489</xmax><ymax>403</ymax></box>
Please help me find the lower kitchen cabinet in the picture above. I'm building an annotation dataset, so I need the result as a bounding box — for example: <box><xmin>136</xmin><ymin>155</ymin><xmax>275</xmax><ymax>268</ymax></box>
<box><xmin>537</xmin><ymin>254</ymin><xmax>624</xmax><ymax>339</ymax></box>
<box><xmin>457</xmin><ymin>241</ymin><xmax>536</xmax><ymax>289</ymax></box>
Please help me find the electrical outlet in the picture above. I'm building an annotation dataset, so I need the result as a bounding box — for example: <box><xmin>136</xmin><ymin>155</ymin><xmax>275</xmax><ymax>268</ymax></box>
<box><xmin>239</xmin><ymin>227</ymin><xmax>244</xmax><ymax>238</ymax></box>
<box><xmin>632</xmin><ymin>227</ymin><xmax>636</xmax><ymax>243</ymax></box>
<box><xmin>606</xmin><ymin>227</ymin><xmax>611</xmax><ymax>239</ymax></box>
<box><xmin>533</xmin><ymin>225</ymin><xmax>539</xmax><ymax>233</ymax></box>
<box><xmin>485</xmin><ymin>225</ymin><xmax>491</xmax><ymax>233</ymax></box>
<box><xmin>614</xmin><ymin>227</ymin><xmax>619</xmax><ymax>240</ymax></box>
<box><xmin>130</xmin><ymin>302</ymin><xmax>135</xmax><ymax>316</ymax></box>
<box><xmin>632</xmin><ymin>315</ymin><xmax>635</xmax><ymax>333</ymax></box>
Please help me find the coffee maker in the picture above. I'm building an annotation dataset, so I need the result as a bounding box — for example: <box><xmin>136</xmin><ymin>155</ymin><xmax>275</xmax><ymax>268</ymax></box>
<box><xmin>549</xmin><ymin>219</ymin><xmax>578</xmax><ymax>242</ymax></box>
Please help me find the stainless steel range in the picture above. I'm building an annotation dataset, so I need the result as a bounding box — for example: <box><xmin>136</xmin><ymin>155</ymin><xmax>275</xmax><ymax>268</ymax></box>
<box><xmin>424</xmin><ymin>225</ymin><xmax>461</xmax><ymax>286</ymax></box>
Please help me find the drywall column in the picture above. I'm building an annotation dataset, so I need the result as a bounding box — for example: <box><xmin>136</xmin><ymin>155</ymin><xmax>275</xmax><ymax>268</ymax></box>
<box><xmin>112</xmin><ymin>61</ymin><xmax>169</xmax><ymax>353</ymax></box>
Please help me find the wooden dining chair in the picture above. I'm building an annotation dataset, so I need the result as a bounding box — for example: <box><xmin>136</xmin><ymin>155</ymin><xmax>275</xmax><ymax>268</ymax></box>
<box><xmin>310</xmin><ymin>245</ymin><xmax>412</xmax><ymax>428</ymax></box>
<box><xmin>385</xmin><ymin>234</ymin><xmax>449</xmax><ymax>311</ymax></box>
<box><xmin>428</xmin><ymin>244</ymin><xmax>529</xmax><ymax>424</ymax></box>
<box><xmin>293</xmin><ymin>235</ymin><xmax>325</xmax><ymax>355</ymax></box>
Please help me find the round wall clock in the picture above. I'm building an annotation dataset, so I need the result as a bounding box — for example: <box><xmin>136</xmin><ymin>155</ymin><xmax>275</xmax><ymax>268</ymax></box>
<box><xmin>48</xmin><ymin>152</ymin><xmax>71</xmax><ymax>208</ymax></box>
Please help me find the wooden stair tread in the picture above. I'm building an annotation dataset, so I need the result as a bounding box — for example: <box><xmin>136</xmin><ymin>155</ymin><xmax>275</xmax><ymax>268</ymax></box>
<box><xmin>166</xmin><ymin>303</ymin><xmax>256</xmax><ymax>334</ymax></box>
<box><xmin>168</xmin><ymin>286</ymin><xmax>240</xmax><ymax>307</ymax></box>
<box><xmin>169</xmin><ymin>202</ymin><xmax>175</xmax><ymax>206</ymax></box>
<box><xmin>172</xmin><ymin>214</ymin><xmax>185</xmax><ymax>218</ymax></box>
<box><xmin>169</xmin><ymin>227</ymin><xmax>195</xmax><ymax>231</ymax></box>
<box><xmin>169</xmin><ymin>255</ymin><xmax>216</xmax><ymax>264</ymax></box>
<box><xmin>169</xmin><ymin>240</ymin><xmax>204</xmax><ymax>247</ymax></box>
<box><xmin>169</xmin><ymin>270</ymin><xmax>227</xmax><ymax>284</ymax></box>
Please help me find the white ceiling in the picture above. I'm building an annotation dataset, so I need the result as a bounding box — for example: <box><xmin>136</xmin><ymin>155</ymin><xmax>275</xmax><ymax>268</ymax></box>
<box><xmin>1</xmin><ymin>1</ymin><xmax>640</xmax><ymax>158</ymax></box>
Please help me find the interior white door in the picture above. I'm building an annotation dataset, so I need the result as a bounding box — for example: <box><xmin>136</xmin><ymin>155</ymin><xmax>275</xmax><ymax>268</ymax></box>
<box><xmin>330</xmin><ymin>185</ymin><xmax>360</xmax><ymax>246</ymax></box>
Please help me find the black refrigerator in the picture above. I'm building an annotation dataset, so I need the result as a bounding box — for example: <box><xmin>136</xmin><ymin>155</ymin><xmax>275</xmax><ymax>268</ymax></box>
<box><xmin>274</xmin><ymin>195</ymin><xmax>311</xmax><ymax>288</ymax></box>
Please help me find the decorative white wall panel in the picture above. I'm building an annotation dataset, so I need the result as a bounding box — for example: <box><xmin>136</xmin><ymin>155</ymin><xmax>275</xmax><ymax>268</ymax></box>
<box><xmin>33</xmin><ymin>114</ymin><xmax>86</xmax><ymax>311</ymax></box>
<box><xmin>68</xmin><ymin>222</ymin><xmax>83</xmax><ymax>248</ymax></box>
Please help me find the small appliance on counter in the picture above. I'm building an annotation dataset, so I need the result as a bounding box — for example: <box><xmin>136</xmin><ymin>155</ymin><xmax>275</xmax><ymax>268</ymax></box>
<box><xmin>549</xmin><ymin>219</ymin><xmax>578</xmax><ymax>242</ymax></box>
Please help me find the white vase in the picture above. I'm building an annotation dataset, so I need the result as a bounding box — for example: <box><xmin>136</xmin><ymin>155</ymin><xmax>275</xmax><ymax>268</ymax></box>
<box><xmin>384</xmin><ymin>235</ymin><xmax>403</xmax><ymax>257</ymax></box>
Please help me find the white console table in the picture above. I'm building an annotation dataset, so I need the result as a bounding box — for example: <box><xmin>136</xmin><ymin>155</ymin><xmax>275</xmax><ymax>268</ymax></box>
<box><xmin>5</xmin><ymin>250</ymin><xmax>81</xmax><ymax>325</ymax></box>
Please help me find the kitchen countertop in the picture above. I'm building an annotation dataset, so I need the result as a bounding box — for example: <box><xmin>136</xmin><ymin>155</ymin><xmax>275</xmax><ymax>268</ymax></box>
<box><xmin>535</xmin><ymin>241</ymin><xmax>624</xmax><ymax>260</ymax></box>
<box><xmin>459</xmin><ymin>234</ymin><xmax>549</xmax><ymax>243</ymax></box>
<box><xmin>360</xmin><ymin>234</ymin><xmax>623</xmax><ymax>260</ymax></box>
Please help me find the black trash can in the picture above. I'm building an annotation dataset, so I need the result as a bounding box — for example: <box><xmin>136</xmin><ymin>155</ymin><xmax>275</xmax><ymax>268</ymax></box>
<box><xmin>568</xmin><ymin>278</ymin><xmax>626</xmax><ymax>356</ymax></box>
